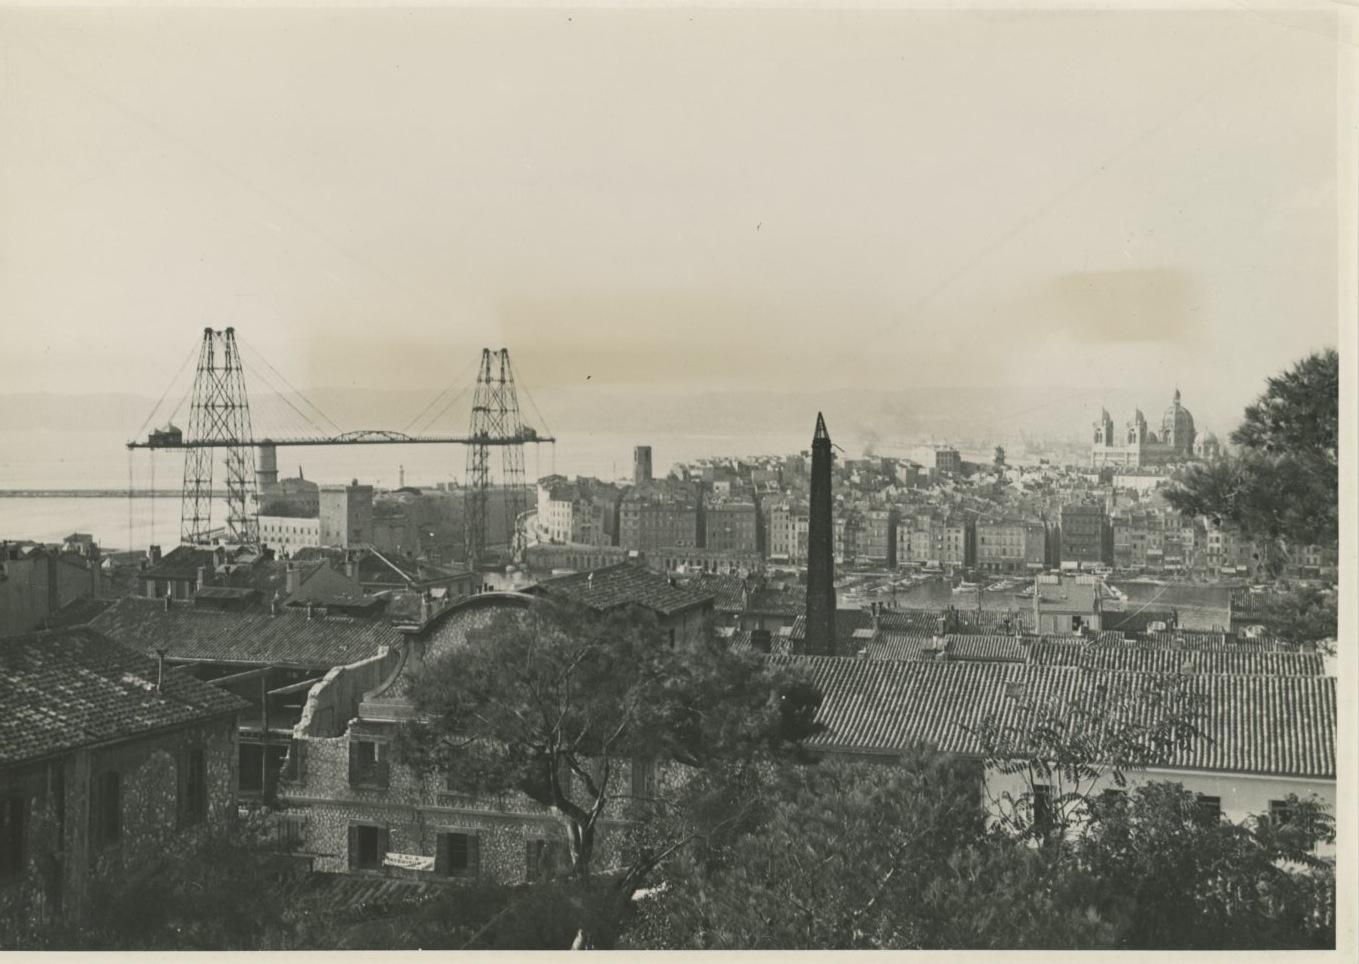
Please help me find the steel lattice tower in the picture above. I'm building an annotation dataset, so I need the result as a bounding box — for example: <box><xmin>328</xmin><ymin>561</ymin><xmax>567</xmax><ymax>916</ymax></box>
<box><xmin>464</xmin><ymin>348</ymin><xmax>531</xmax><ymax>568</ymax></box>
<box><xmin>181</xmin><ymin>327</ymin><xmax>259</xmax><ymax>546</ymax></box>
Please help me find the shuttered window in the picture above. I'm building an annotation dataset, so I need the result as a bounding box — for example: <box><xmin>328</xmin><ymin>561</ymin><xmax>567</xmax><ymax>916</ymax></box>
<box><xmin>347</xmin><ymin>824</ymin><xmax>388</xmax><ymax>871</ymax></box>
<box><xmin>178</xmin><ymin>747</ymin><xmax>207</xmax><ymax>828</ymax></box>
<box><xmin>349</xmin><ymin>740</ymin><xmax>389</xmax><ymax>788</ymax></box>
<box><xmin>525</xmin><ymin>836</ymin><xmax>566</xmax><ymax>883</ymax></box>
<box><xmin>0</xmin><ymin>797</ymin><xmax>24</xmax><ymax>877</ymax></box>
<box><xmin>435</xmin><ymin>832</ymin><xmax>480</xmax><ymax>879</ymax></box>
<box><xmin>89</xmin><ymin>771</ymin><xmax>121</xmax><ymax>848</ymax></box>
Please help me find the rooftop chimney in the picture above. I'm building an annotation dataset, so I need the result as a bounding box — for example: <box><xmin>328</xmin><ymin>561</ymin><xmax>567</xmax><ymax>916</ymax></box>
<box><xmin>155</xmin><ymin>648</ymin><xmax>168</xmax><ymax>691</ymax></box>
<box><xmin>163</xmin><ymin>591</ymin><xmax>172</xmax><ymax>612</ymax></box>
<box><xmin>804</xmin><ymin>413</ymin><xmax>837</xmax><ymax>656</ymax></box>
<box><xmin>285</xmin><ymin>563</ymin><xmax>301</xmax><ymax>596</ymax></box>
<box><xmin>306</xmin><ymin>601</ymin><xmax>315</xmax><ymax>620</ymax></box>
<box><xmin>148</xmin><ymin>544</ymin><xmax>162</xmax><ymax>565</ymax></box>
<box><xmin>196</xmin><ymin>565</ymin><xmax>208</xmax><ymax>591</ymax></box>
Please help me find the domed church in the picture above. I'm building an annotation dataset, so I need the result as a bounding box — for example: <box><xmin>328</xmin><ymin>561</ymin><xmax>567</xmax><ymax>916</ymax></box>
<box><xmin>1091</xmin><ymin>388</ymin><xmax>1212</xmax><ymax>468</ymax></box>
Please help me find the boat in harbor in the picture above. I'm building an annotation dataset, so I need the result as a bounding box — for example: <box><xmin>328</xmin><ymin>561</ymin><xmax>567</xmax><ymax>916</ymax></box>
<box><xmin>953</xmin><ymin>580</ymin><xmax>980</xmax><ymax>594</ymax></box>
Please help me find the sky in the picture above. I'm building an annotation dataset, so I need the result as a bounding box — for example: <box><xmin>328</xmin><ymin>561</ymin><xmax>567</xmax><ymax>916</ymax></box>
<box><xmin>0</xmin><ymin>2</ymin><xmax>1347</xmax><ymax>435</ymax></box>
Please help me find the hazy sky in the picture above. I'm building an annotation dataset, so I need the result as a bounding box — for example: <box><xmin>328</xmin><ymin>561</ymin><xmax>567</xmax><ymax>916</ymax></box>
<box><xmin>0</xmin><ymin>3</ymin><xmax>1345</xmax><ymax>429</ymax></box>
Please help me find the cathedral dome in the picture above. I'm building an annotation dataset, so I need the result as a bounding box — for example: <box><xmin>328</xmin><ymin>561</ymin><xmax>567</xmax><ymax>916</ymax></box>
<box><xmin>1161</xmin><ymin>388</ymin><xmax>1196</xmax><ymax>450</ymax></box>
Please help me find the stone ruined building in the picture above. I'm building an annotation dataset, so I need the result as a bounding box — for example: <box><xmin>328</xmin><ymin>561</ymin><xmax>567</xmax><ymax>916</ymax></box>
<box><xmin>274</xmin><ymin>565</ymin><xmax>713</xmax><ymax>886</ymax></box>
<box><xmin>0</xmin><ymin>627</ymin><xmax>246</xmax><ymax>925</ymax></box>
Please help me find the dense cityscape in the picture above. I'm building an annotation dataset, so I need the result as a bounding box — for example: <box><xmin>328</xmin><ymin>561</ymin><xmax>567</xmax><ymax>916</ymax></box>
<box><xmin>1</xmin><ymin>3</ymin><xmax>1348</xmax><ymax>955</ymax></box>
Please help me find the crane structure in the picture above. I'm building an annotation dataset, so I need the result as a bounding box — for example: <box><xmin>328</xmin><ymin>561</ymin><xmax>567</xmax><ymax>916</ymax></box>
<box><xmin>127</xmin><ymin>328</ymin><xmax>553</xmax><ymax>564</ymax></box>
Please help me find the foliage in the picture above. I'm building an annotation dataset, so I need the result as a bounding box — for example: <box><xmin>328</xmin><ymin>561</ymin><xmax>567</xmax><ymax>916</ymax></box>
<box><xmin>1240</xmin><ymin>584</ymin><xmax>1338</xmax><ymax>652</ymax></box>
<box><xmin>624</xmin><ymin>750</ymin><xmax>1008</xmax><ymax>949</ymax></box>
<box><xmin>1076</xmin><ymin>783</ymin><xmax>1335</xmax><ymax>949</ymax></box>
<box><xmin>6</xmin><ymin>811</ymin><xmax>305</xmax><ymax>951</ymax></box>
<box><xmin>619</xmin><ymin>751</ymin><xmax>1334</xmax><ymax>951</ymax></box>
<box><xmin>968</xmin><ymin>675</ymin><xmax>1205</xmax><ymax>838</ymax></box>
<box><xmin>1166</xmin><ymin>349</ymin><xmax>1338</xmax><ymax>573</ymax></box>
<box><xmin>397</xmin><ymin>597</ymin><xmax>823</xmax><ymax>894</ymax></box>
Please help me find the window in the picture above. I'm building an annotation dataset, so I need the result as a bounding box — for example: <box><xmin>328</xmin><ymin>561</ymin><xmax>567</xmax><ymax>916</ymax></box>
<box><xmin>1032</xmin><ymin>784</ymin><xmax>1055</xmax><ymax>837</ymax></box>
<box><xmin>178</xmin><ymin>746</ymin><xmax>208</xmax><ymax>827</ymax></box>
<box><xmin>525</xmin><ymin>836</ymin><xmax>566</xmax><ymax>883</ymax></box>
<box><xmin>436</xmin><ymin>832</ymin><xmax>480</xmax><ymax>879</ymax></box>
<box><xmin>1195</xmin><ymin>794</ymin><xmax>1222</xmax><ymax>827</ymax></box>
<box><xmin>90</xmin><ymin>771</ymin><xmax>121</xmax><ymax>848</ymax></box>
<box><xmin>239</xmin><ymin>743</ymin><xmax>264</xmax><ymax>793</ymax></box>
<box><xmin>631</xmin><ymin>758</ymin><xmax>658</xmax><ymax>800</ymax></box>
<box><xmin>348</xmin><ymin>824</ymin><xmax>387</xmax><ymax>871</ymax></box>
<box><xmin>283</xmin><ymin>740</ymin><xmax>307</xmax><ymax>783</ymax></box>
<box><xmin>0</xmin><ymin>797</ymin><xmax>24</xmax><ymax>878</ymax></box>
<box><xmin>349</xmin><ymin>739</ymin><xmax>390</xmax><ymax>788</ymax></box>
<box><xmin>1268</xmin><ymin>799</ymin><xmax>1294</xmax><ymax>828</ymax></box>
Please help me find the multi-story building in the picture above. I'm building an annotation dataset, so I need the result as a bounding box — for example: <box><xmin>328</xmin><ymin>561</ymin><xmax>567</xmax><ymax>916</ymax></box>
<box><xmin>1</xmin><ymin>627</ymin><xmax>245</xmax><ymax>923</ymax></box>
<box><xmin>633</xmin><ymin>446</ymin><xmax>653</xmax><ymax>485</ymax></box>
<box><xmin>319</xmin><ymin>481</ymin><xmax>374</xmax><ymax>549</ymax></box>
<box><xmin>1060</xmin><ymin>502</ymin><xmax>1112</xmax><ymax>568</ymax></box>
<box><xmin>618</xmin><ymin>480</ymin><xmax>702</xmax><ymax>551</ymax></box>
<box><xmin>703</xmin><ymin>494</ymin><xmax>759</xmax><ymax>555</ymax></box>
<box><xmin>535</xmin><ymin>477</ymin><xmax>622</xmax><ymax>547</ymax></box>
<box><xmin>934</xmin><ymin>447</ymin><xmax>963</xmax><ymax>477</ymax></box>
<box><xmin>764</xmin><ymin>499</ymin><xmax>807</xmax><ymax>563</ymax></box>
<box><xmin>258</xmin><ymin>512</ymin><xmax>322</xmax><ymax>557</ymax></box>
<box><xmin>976</xmin><ymin>519</ymin><xmax>1046</xmax><ymax>573</ymax></box>
<box><xmin>0</xmin><ymin>542</ymin><xmax>103</xmax><ymax>636</ymax></box>
<box><xmin>858</xmin><ymin>508</ymin><xmax>898</xmax><ymax>567</ymax></box>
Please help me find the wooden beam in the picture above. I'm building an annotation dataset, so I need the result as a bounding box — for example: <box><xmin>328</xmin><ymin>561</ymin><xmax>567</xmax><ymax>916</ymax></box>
<box><xmin>206</xmin><ymin>665</ymin><xmax>274</xmax><ymax>687</ymax></box>
<box><xmin>267</xmin><ymin>676</ymin><xmax>326</xmax><ymax>697</ymax></box>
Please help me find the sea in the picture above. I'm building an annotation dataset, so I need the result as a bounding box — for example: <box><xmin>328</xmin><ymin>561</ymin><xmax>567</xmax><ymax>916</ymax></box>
<box><xmin>0</xmin><ymin>427</ymin><xmax>813</xmax><ymax>551</ymax></box>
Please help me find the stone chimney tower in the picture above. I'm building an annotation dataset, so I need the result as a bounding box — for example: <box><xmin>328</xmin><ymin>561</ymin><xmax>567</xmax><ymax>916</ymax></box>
<box><xmin>805</xmin><ymin>412</ymin><xmax>836</xmax><ymax>656</ymax></box>
<box><xmin>633</xmin><ymin>445</ymin><xmax>653</xmax><ymax>485</ymax></box>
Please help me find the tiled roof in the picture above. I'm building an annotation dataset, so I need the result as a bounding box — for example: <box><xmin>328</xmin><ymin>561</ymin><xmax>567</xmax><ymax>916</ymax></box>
<box><xmin>747</xmin><ymin>586</ymin><xmax>805</xmax><ymax>616</ymax></box>
<box><xmin>0</xmin><ymin>627</ymin><xmax>247</xmax><ymax>765</ymax></box>
<box><xmin>284</xmin><ymin>871</ymin><xmax>457</xmax><ymax>918</ymax></box>
<box><xmin>1144</xmin><ymin>631</ymin><xmax>1294</xmax><ymax>652</ymax></box>
<box><xmin>683</xmin><ymin>574</ymin><xmax>745</xmax><ymax>612</ymax></box>
<box><xmin>787</xmin><ymin>609</ymin><xmax>875</xmax><ymax>652</ymax></box>
<box><xmin>41</xmin><ymin>595</ymin><xmax>114</xmax><ymax>630</ymax></box>
<box><xmin>1025</xmin><ymin>640</ymin><xmax>1325</xmax><ymax>676</ymax></box>
<box><xmin>769</xmin><ymin>655</ymin><xmax>1335</xmax><ymax>779</ymax></box>
<box><xmin>950</xmin><ymin>609</ymin><xmax>1035</xmax><ymax>635</ymax></box>
<box><xmin>875</xmin><ymin>609</ymin><xmax>947</xmax><ymax>635</ymax></box>
<box><xmin>866</xmin><ymin>633</ymin><xmax>940</xmax><ymax>661</ymax></box>
<box><xmin>88</xmin><ymin>596</ymin><xmax>403</xmax><ymax>669</ymax></box>
<box><xmin>944</xmin><ymin>634</ymin><xmax>1025</xmax><ymax>662</ymax></box>
<box><xmin>144</xmin><ymin>545</ymin><xmax>219</xmax><ymax>580</ymax></box>
<box><xmin>531</xmin><ymin>562</ymin><xmax>713</xmax><ymax>617</ymax></box>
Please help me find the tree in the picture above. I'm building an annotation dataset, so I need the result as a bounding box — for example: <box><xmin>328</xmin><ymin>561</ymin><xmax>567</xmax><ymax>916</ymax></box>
<box><xmin>1167</xmin><ymin>349</ymin><xmax>1338</xmax><ymax>576</ymax></box>
<box><xmin>1076</xmin><ymin>783</ymin><xmax>1335</xmax><ymax>949</ymax></box>
<box><xmin>1250</xmin><ymin>584</ymin><xmax>1338</xmax><ymax>651</ymax></box>
<box><xmin>969</xmin><ymin>674</ymin><xmax>1205</xmax><ymax>839</ymax></box>
<box><xmin>2</xmin><ymin>812</ymin><xmax>309</xmax><ymax>951</ymax></box>
<box><xmin>623</xmin><ymin>750</ymin><xmax>1117</xmax><ymax>950</ymax></box>
<box><xmin>397</xmin><ymin>597</ymin><xmax>823</xmax><ymax>943</ymax></box>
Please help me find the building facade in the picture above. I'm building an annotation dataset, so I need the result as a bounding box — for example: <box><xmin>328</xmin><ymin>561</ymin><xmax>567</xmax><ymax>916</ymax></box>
<box><xmin>1060</xmin><ymin>503</ymin><xmax>1112</xmax><ymax>568</ymax></box>
<box><xmin>618</xmin><ymin>481</ymin><xmax>702</xmax><ymax>551</ymax></box>
<box><xmin>319</xmin><ymin>481</ymin><xmax>374</xmax><ymax>549</ymax></box>
<box><xmin>1091</xmin><ymin>389</ymin><xmax>1204</xmax><ymax>468</ymax></box>
<box><xmin>1</xmin><ymin>628</ymin><xmax>244</xmax><ymax>924</ymax></box>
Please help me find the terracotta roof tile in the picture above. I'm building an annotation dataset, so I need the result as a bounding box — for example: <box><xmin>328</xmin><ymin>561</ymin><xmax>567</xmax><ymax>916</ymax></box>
<box><xmin>532</xmin><ymin>562</ymin><xmax>713</xmax><ymax>616</ymax></box>
<box><xmin>89</xmin><ymin>596</ymin><xmax>403</xmax><ymax>669</ymax></box>
<box><xmin>0</xmin><ymin>627</ymin><xmax>247</xmax><ymax>765</ymax></box>
<box><xmin>770</xmin><ymin>656</ymin><xmax>1335</xmax><ymax>778</ymax></box>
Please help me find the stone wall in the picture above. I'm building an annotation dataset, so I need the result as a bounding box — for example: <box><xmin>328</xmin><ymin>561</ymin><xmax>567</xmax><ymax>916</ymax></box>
<box><xmin>0</xmin><ymin>714</ymin><xmax>238</xmax><ymax>924</ymax></box>
<box><xmin>279</xmin><ymin>723</ymin><xmax>647</xmax><ymax>884</ymax></box>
